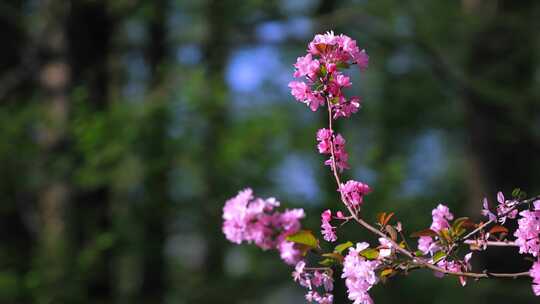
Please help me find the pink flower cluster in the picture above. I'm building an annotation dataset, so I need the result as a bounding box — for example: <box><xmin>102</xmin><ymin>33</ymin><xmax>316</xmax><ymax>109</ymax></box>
<box><xmin>289</xmin><ymin>31</ymin><xmax>368</xmax><ymax>118</ymax></box>
<box><xmin>292</xmin><ymin>261</ymin><xmax>334</xmax><ymax>304</ymax></box>
<box><xmin>482</xmin><ymin>191</ymin><xmax>518</xmax><ymax>224</ymax></box>
<box><xmin>222</xmin><ymin>188</ymin><xmax>305</xmax><ymax>265</ymax></box>
<box><xmin>321</xmin><ymin>209</ymin><xmax>337</xmax><ymax>242</ymax></box>
<box><xmin>339</xmin><ymin>180</ymin><xmax>371</xmax><ymax>209</ymax></box>
<box><xmin>342</xmin><ymin>242</ymin><xmax>380</xmax><ymax>304</ymax></box>
<box><xmin>435</xmin><ymin>253</ymin><xmax>473</xmax><ymax>287</ymax></box>
<box><xmin>514</xmin><ymin>200</ymin><xmax>540</xmax><ymax>257</ymax></box>
<box><xmin>417</xmin><ymin>204</ymin><xmax>453</xmax><ymax>255</ymax></box>
<box><xmin>316</xmin><ymin>128</ymin><xmax>349</xmax><ymax>172</ymax></box>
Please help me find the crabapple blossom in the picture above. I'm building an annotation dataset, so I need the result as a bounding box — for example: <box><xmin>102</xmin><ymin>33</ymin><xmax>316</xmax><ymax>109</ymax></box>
<box><xmin>417</xmin><ymin>204</ymin><xmax>453</xmax><ymax>255</ymax></box>
<box><xmin>339</xmin><ymin>180</ymin><xmax>371</xmax><ymax>209</ymax></box>
<box><xmin>223</xmin><ymin>31</ymin><xmax>540</xmax><ymax>303</ymax></box>
<box><xmin>514</xmin><ymin>200</ymin><xmax>540</xmax><ymax>257</ymax></box>
<box><xmin>316</xmin><ymin>128</ymin><xmax>349</xmax><ymax>171</ymax></box>
<box><xmin>222</xmin><ymin>188</ymin><xmax>305</xmax><ymax>265</ymax></box>
<box><xmin>289</xmin><ymin>31</ymin><xmax>368</xmax><ymax>119</ymax></box>
<box><xmin>321</xmin><ymin>209</ymin><xmax>337</xmax><ymax>242</ymax></box>
<box><xmin>292</xmin><ymin>260</ymin><xmax>334</xmax><ymax>304</ymax></box>
<box><xmin>496</xmin><ymin>191</ymin><xmax>518</xmax><ymax>224</ymax></box>
<box><xmin>530</xmin><ymin>261</ymin><xmax>540</xmax><ymax>296</ymax></box>
<box><xmin>342</xmin><ymin>242</ymin><xmax>380</xmax><ymax>304</ymax></box>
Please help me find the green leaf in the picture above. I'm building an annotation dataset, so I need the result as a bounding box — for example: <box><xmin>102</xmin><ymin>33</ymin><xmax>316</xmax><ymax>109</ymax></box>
<box><xmin>322</xmin><ymin>252</ymin><xmax>344</xmax><ymax>263</ymax></box>
<box><xmin>439</xmin><ymin>229</ymin><xmax>452</xmax><ymax>243</ymax></box>
<box><xmin>432</xmin><ymin>251</ymin><xmax>446</xmax><ymax>263</ymax></box>
<box><xmin>334</xmin><ymin>241</ymin><xmax>353</xmax><ymax>254</ymax></box>
<box><xmin>319</xmin><ymin>258</ymin><xmax>335</xmax><ymax>266</ymax></box>
<box><xmin>359</xmin><ymin>248</ymin><xmax>379</xmax><ymax>260</ymax></box>
<box><xmin>414</xmin><ymin>250</ymin><xmax>425</xmax><ymax>257</ymax></box>
<box><xmin>286</xmin><ymin>230</ymin><xmax>319</xmax><ymax>248</ymax></box>
<box><xmin>336</xmin><ymin>61</ymin><xmax>350</xmax><ymax>69</ymax></box>
<box><xmin>410</xmin><ymin>229</ymin><xmax>438</xmax><ymax>238</ymax></box>
<box><xmin>380</xmin><ymin>268</ymin><xmax>393</xmax><ymax>277</ymax></box>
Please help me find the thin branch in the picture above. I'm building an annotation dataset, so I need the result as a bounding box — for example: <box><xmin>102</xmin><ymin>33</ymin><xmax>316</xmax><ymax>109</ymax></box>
<box><xmin>324</xmin><ymin>97</ymin><xmax>532</xmax><ymax>281</ymax></box>
<box><xmin>464</xmin><ymin>240</ymin><xmax>518</xmax><ymax>247</ymax></box>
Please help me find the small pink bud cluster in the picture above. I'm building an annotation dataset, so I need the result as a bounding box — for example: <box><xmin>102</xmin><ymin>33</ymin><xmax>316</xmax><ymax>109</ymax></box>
<box><xmin>289</xmin><ymin>31</ymin><xmax>368</xmax><ymax>118</ymax></box>
<box><xmin>321</xmin><ymin>209</ymin><xmax>337</xmax><ymax>242</ymax></box>
<box><xmin>342</xmin><ymin>242</ymin><xmax>380</xmax><ymax>304</ymax></box>
<box><xmin>339</xmin><ymin>180</ymin><xmax>371</xmax><ymax>210</ymax></box>
<box><xmin>222</xmin><ymin>188</ymin><xmax>305</xmax><ymax>265</ymax></box>
<box><xmin>316</xmin><ymin>128</ymin><xmax>349</xmax><ymax>172</ymax></box>
<box><xmin>434</xmin><ymin>253</ymin><xmax>473</xmax><ymax>287</ymax></box>
<box><xmin>417</xmin><ymin>204</ymin><xmax>453</xmax><ymax>255</ymax></box>
<box><xmin>292</xmin><ymin>261</ymin><xmax>334</xmax><ymax>304</ymax></box>
<box><xmin>482</xmin><ymin>191</ymin><xmax>518</xmax><ymax>224</ymax></box>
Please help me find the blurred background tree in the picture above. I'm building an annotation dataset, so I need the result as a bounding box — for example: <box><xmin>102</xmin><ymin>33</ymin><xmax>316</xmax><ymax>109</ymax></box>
<box><xmin>0</xmin><ymin>0</ymin><xmax>539</xmax><ymax>303</ymax></box>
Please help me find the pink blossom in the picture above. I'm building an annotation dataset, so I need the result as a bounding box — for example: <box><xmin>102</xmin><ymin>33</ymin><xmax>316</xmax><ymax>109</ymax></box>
<box><xmin>278</xmin><ymin>239</ymin><xmax>303</xmax><ymax>265</ymax></box>
<box><xmin>530</xmin><ymin>260</ymin><xmax>540</xmax><ymax>296</ymax></box>
<box><xmin>289</xmin><ymin>81</ymin><xmax>311</xmax><ymax>101</ymax></box>
<box><xmin>434</xmin><ymin>253</ymin><xmax>473</xmax><ymax>286</ymax></box>
<box><xmin>496</xmin><ymin>191</ymin><xmax>518</xmax><ymax>224</ymax></box>
<box><xmin>288</xmin><ymin>81</ymin><xmax>325</xmax><ymax>111</ymax></box>
<box><xmin>514</xmin><ymin>201</ymin><xmax>540</xmax><ymax>257</ymax></box>
<box><xmin>321</xmin><ymin>209</ymin><xmax>337</xmax><ymax>242</ymax></box>
<box><xmin>417</xmin><ymin>236</ymin><xmax>437</xmax><ymax>255</ymax></box>
<box><xmin>354</xmin><ymin>50</ymin><xmax>369</xmax><ymax>71</ymax></box>
<box><xmin>430</xmin><ymin>204</ymin><xmax>454</xmax><ymax>232</ymax></box>
<box><xmin>316</xmin><ymin>128</ymin><xmax>333</xmax><ymax>154</ymax></box>
<box><xmin>290</xmin><ymin>31</ymin><xmax>368</xmax><ymax>118</ymax></box>
<box><xmin>292</xmin><ymin>260</ymin><xmax>334</xmax><ymax>303</ymax></box>
<box><xmin>378</xmin><ymin>237</ymin><xmax>393</xmax><ymax>258</ymax></box>
<box><xmin>292</xmin><ymin>261</ymin><xmax>306</xmax><ymax>282</ymax></box>
<box><xmin>316</xmin><ymin>129</ymin><xmax>350</xmax><ymax>172</ymax></box>
<box><xmin>339</xmin><ymin>180</ymin><xmax>371</xmax><ymax>209</ymax></box>
<box><xmin>481</xmin><ymin>197</ymin><xmax>497</xmax><ymax>222</ymax></box>
<box><xmin>342</xmin><ymin>242</ymin><xmax>380</xmax><ymax>304</ymax></box>
<box><xmin>417</xmin><ymin>204</ymin><xmax>453</xmax><ymax>255</ymax></box>
<box><xmin>324</xmin><ymin>134</ymin><xmax>349</xmax><ymax>171</ymax></box>
<box><xmin>293</xmin><ymin>53</ymin><xmax>320</xmax><ymax>78</ymax></box>
<box><xmin>222</xmin><ymin>188</ymin><xmax>305</xmax><ymax>265</ymax></box>
<box><xmin>332</xmin><ymin>96</ymin><xmax>361</xmax><ymax>119</ymax></box>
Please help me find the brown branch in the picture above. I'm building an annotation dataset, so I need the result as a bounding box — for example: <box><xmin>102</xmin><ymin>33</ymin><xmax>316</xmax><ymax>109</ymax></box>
<box><xmin>323</xmin><ymin>97</ymin><xmax>532</xmax><ymax>281</ymax></box>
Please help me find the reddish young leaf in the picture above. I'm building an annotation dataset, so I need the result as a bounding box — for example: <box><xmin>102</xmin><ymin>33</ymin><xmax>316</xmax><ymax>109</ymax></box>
<box><xmin>410</xmin><ymin>229</ymin><xmax>438</xmax><ymax>238</ymax></box>
<box><xmin>489</xmin><ymin>225</ymin><xmax>509</xmax><ymax>234</ymax></box>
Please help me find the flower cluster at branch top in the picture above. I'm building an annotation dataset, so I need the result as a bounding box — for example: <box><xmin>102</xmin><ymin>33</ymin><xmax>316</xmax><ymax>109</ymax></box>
<box><xmin>222</xmin><ymin>188</ymin><xmax>305</xmax><ymax>265</ymax></box>
<box><xmin>342</xmin><ymin>242</ymin><xmax>380</xmax><ymax>304</ymax></box>
<box><xmin>316</xmin><ymin>128</ymin><xmax>349</xmax><ymax>172</ymax></box>
<box><xmin>289</xmin><ymin>31</ymin><xmax>368</xmax><ymax>118</ymax></box>
<box><xmin>293</xmin><ymin>261</ymin><xmax>334</xmax><ymax>304</ymax></box>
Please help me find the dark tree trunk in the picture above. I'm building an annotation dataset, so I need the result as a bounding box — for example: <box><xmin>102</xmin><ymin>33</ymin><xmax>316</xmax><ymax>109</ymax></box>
<box><xmin>139</xmin><ymin>1</ymin><xmax>170</xmax><ymax>302</ymax></box>
<box><xmin>67</xmin><ymin>1</ymin><xmax>115</xmax><ymax>302</ymax></box>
